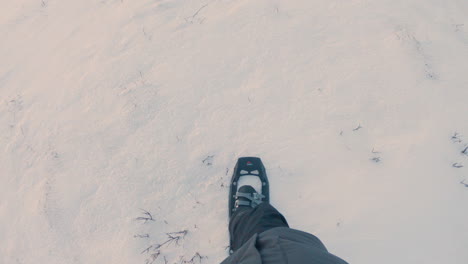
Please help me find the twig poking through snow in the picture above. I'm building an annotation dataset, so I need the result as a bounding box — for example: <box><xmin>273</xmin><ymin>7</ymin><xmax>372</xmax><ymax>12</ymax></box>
<box><xmin>142</xmin><ymin>28</ymin><xmax>152</xmax><ymax>41</ymax></box>
<box><xmin>141</xmin><ymin>245</ymin><xmax>153</xmax><ymax>254</ymax></box>
<box><xmin>135</xmin><ymin>209</ymin><xmax>155</xmax><ymax>223</ymax></box>
<box><xmin>460</xmin><ymin>180</ymin><xmax>468</xmax><ymax>188</ymax></box>
<box><xmin>451</xmin><ymin>132</ymin><xmax>462</xmax><ymax>143</ymax></box>
<box><xmin>370</xmin><ymin>157</ymin><xmax>381</xmax><ymax>163</ymax></box>
<box><xmin>202</xmin><ymin>155</ymin><xmax>214</xmax><ymax>166</ymax></box>
<box><xmin>145</xmin><ymin>250</ymin><xmax>161</xmax><ymax>264</ymax></box>
<box><xmin>152</xmin><ymin>230</ymin><xmax>189</xmax><ymax>250</ymax></box>
<box><xmin>461</xmin><ymin>146</ymin><xmax>468</xmax><ymax>156</ymax></box>
<box><xmin>188</xmin><ymin>252</ymin><xmax>207</xmax><ymax>264</ymax></box>
<box><xmin>166</xmin><ymin>230</ymin><xmax>188</xmax><ymax>245</ymax></box>
<box><xmin>134</xmin><ymin>234</ymin><xmax>150</xmax><ymax>238</ymax></box>
<box><xmin>139</xmin><ymin>71</ymin><xmax>146</xmax><ymax>85</ymax></box>
<box><xmin>185</xmin><ymin>3</ymin><xmax>210</xmax><ymax>24</ymax></box>
<box><xmin>353</xmin><ymin>124</ymin><xmax>362</xmax><ymax>131</ymax></box>
<box><xmin>452</xmin><ymin>163</ymin><xmax>463</xmax><ymax>168</ymax></box>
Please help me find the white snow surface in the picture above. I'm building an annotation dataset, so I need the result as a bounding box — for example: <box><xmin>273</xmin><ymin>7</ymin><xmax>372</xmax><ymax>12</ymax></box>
<box><xmin>1</xmin><ymin>0</ymin><xmax>468</xmax><ymax>263</ymax></box>
<box><xmin>237</xmin><ymin>175</ymin><xmax>262</xmax><ymax>194</ymax></box>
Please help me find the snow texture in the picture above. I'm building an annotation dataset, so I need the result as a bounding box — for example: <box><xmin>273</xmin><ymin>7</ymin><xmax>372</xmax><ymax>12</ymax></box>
<box><xmin>1</xmin><ymin>0</ymin><xmax>468</xmax><ymax>263</ymax></box>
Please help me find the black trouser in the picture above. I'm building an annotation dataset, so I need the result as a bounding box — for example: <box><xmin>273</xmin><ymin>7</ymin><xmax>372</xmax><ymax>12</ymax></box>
<box><xmin>229</xmin><ymin>203</ymin><xmax>290</xmax><ymax>251</ymax></box>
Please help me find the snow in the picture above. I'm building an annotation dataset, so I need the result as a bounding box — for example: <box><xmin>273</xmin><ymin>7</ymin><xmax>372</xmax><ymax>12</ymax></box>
<box><xmin>1</xmin><ymin>0</ymin><xmax>468</xmax><ymax>263</ymax></box>
<box><xmin>237</xmin><ymin>175</ymin><xmax>262</xmax><ymax>194</ymax></box>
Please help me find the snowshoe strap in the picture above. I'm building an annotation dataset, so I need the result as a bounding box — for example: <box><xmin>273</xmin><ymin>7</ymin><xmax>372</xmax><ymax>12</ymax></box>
<box><xmin>235</xmin><ymin>192</ymin><xmax>265</xmax><ymax>207</ymax></box>
<box><xmin>235</xmin><ymin>200</ymin><xmax>252</xmax><ymax>207</ymax></box>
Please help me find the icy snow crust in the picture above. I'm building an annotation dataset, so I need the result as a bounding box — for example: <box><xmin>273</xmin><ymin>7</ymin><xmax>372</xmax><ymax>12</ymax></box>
<box><xmin>1</xmin><ymin>0</ymin><xmax>468</xmax><ymax>263</ymax></box>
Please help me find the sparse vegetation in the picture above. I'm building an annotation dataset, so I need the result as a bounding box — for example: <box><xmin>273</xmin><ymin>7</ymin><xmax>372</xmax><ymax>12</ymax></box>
<box><xmin>202</xmin><ymin>155</ymin><xmax>214</xmax><ymax>166</ymax></box>
<box><xmin>353</xmin><ymin>124</ymin><xmax>362</xmax><ymax>131</ymax></box>
<box><xmin>135</xmin><ymin>209</ymin><xmax>155</xmax><ymax>223</ymax></box>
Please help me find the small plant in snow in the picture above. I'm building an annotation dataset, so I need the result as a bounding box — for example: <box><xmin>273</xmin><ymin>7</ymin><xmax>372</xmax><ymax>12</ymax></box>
<box><xmin>202</xmin><ymin>155</ymin><xmax>214</xmax><ymax>166</ymax></box>
<box><xmin>353</xmin><ymin>124</ymin><xmax>362</xmax><ymax>131</ymax></box>
<box><xmin>188</xmin><ymin>252</ymin><xmax>207</xmax><ymax>264</ymax></box>
<box><xmin>145</xmin><ymin>250</ymin><xmax>161</xmax><ymax>264</ymax></box>
<box><xmin>461</xmin><ymin>146</ymin><xmax>468</xmax><ymax>156</ymax></box>
<box><xmin>143</xmin><ymin>230</ymin><xmax>189</xmax><ymax>253</ymax></box>
<box><xmin>451</xmin><ymin>132</ymin><xmax>462</xmax><ymax>143</ymax></box>
<box><xmin>460</xmin><ymin>180</ymin><xmax>468</xmax><ymax>188</ymax></box>
<box><xmin>177</xmin><ymin>252</ymin><xmax>207</xmax><ymax>264</ymax></box>
<box><xmin>135</xmin><ymin>209</ymin><xmax>155</xmax><ymax>223</ymax></box>
<box><xmin>141</xmin><ymin>230</ymin><xmax>192</xmax><ymax>264</ymax></box>
<box><xmin>134</xmin><ymin>234</ymin><xmax>150</xmax><ymax>238</ymax></box>
<box><xmin>185</xmin><ymin>3</ymin><xmax>210</xmax><ymax>24</ymax></box>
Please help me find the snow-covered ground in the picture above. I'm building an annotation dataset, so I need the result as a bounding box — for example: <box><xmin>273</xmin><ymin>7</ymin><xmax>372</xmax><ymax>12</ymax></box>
<box><xmin>1</xmin><ymin>0</ymin><xmax>468</xmax><ymax>263</ymax></box>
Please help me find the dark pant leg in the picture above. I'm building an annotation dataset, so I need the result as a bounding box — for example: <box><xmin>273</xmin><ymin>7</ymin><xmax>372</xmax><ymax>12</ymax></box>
<box><xmin>229</xmin><ymin>203</ymin><xmax>289</xmax><ymax>251</ymax></box>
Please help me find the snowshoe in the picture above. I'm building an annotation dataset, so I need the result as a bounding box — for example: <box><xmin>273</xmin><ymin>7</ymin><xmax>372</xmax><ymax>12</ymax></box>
<box><xmin>228</xmin><ymin>157</ymin><xmax>269</xmax><ymax>254</ymax></box>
